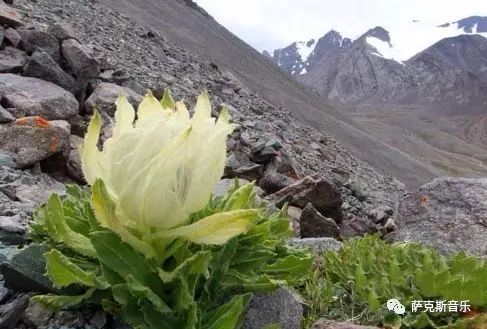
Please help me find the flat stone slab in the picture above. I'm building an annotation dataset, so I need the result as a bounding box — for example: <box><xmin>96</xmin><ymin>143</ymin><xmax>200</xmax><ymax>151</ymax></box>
<box><xmin>0</xmin><ymin>74</ymin><xmax>78</xmax><ymax>120</ymax></box>
<box><xmin>389</xmin><ymin>177</ymin><xmax>487</xmax><ymax>256</ymax></box>
<box><xmin>0</xmin><ymin>2</ymin><xmax>23</xmax><ymax>27</ymax></box>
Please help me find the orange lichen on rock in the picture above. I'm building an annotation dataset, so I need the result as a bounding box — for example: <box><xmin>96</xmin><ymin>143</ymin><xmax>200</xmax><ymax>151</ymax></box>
<box><xmin>420</xmin><ymin>195</ymin><xmax>429</xmax><ymax>204</ymax></box>
<box><xmin>34</xmin><ymin>116</ymin><xmax>50</xmax><ymax>128</ymax></box>
<box><xmin>15</xmin><ymin>118</ymin><xmax>28</xmax><ymax>126</ymax></box>
<box><xmin>15</xmin><ymin>116</ymin><xmax>50</xmax><ymax>128</ymax></box>
<box><xmin>49</xmin><ymin>136</ymin><xmax>60</xmax><ymax>152</ymax></box>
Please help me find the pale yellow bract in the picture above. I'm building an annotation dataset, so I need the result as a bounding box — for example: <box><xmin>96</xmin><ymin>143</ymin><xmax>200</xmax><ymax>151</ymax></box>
<box><xmin>80</xmin><ymin>91</ymin><xmax>253</xmax><ymax>254</ymax></box>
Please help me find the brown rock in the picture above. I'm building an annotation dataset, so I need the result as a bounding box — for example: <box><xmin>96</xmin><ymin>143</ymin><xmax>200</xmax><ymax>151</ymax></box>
<box><xmin>47</xmin><ymin>22</ymin><xmax>80</xmax><ymax>41</ymax></box>
<box><xmin>61</xmin><ymin>38</ymin><xmax>99</xmax><ymax>76</ymax></box>
<box><xmin>0</xmin><ymin>2</ymin><xmax>23</xmax><ymax>27</ymax></box>
<box><xmin>258</xmin><ymin>172</ymin><xmax>295</xmax><ymax>194</ymax></box>
<box><xmin>271</xmin><ymin>176</ymin><xmax>343</xmax><ymax>223</ymax></box>
<box><xmin>4</xmin><ymin>27</ymin><xmax>21</xmax><ymax>47</ymax></box>
<box><xmin>18</xmin><ymin>30</ymin><xmax>60</xmax><ymax>62</ymax></box>
<box><xmin>299</xmin><ymin>203</ymin><xmax>340</xmax><ymax>238</ymax></box>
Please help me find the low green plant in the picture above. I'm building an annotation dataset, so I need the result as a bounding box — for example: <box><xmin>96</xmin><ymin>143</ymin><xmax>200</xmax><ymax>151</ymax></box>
<box><xmin>299</xmin><ymin>235</ymin><xmax>487</xmax><ymax>329</ymax></box>
<box><xmin>29</xmin><ymin>91</ymin><xmax>312</xmax><ymax>329</ymax></box>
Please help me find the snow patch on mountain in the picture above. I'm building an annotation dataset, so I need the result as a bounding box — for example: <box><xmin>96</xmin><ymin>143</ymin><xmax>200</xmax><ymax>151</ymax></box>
<box><xmin>296</xmin><ymin>40</ymin><xmax>315</xmax><ymax>62</ymax></box>
<box><xmin>365</xmin><ymin>20</ymin><xmax>487</xmax><ymax>63</ymax></box>
<box><xmin>366</xmin><ymin>36</ymin><xmax>394</xmax><ymax>60</ymax></box>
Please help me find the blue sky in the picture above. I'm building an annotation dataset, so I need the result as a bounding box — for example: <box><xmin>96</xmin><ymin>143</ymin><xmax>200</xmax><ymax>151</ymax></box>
<box><xmin>195</xmin><ymin>0</ymin><xmax>487</xmax><ymax>51</ymax></box>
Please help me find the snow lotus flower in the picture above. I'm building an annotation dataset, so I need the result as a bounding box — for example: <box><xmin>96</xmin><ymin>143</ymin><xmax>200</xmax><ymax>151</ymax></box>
<box><xmin>80</xmin><ymin>90</ymin><xmax>255</xmax><ymax>257</ymax></box>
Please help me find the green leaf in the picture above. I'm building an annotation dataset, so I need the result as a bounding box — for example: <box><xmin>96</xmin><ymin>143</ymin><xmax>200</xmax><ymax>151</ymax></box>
<box><xmin>32</xmin><ymin>288</ymin><xmax>95</xmax><ymax>311</ymax></box>
<box><xmin>44</xmin><ymin>249</ymin><xmax>98</xmax><ymax>288</ymax></box>
<box><xmin>90</xmin><ymin>231</ymin><xmax>157</xmax><ymax>287</ymax></box>
<box><xmin>44</xmin><ymin>194</ymin><xmax>96</xmax><ymax>258</ymax></box>
<box><xmin>263</xmin><ymin>254</ymin><xmax>313</xmax><ymax>278</ymax></box>
<box><xmin>201</xmin><ymin>294</ymin><xmax>251</xmax><ymax>329</ymax></box>
<box><xmin>223</xmin><ymin>182</ymin><xmax>256</xmax><ymax>211</ymax></box>
<box><xmin>158</xmin><ymin>251</ymin><xmax>211</xmax><ymax>283</ymax></box>
<box><xmin>155</xmin><ymin>209</ymin><xmax>257</xmax><ymax>245</ymax></box>
<box><xmin>141</xmin><ymin>302</ymin><xmax>183</xmax><ymax>329</ymax></box>
<box><xmin>125</xmin><ymin>275</ymin><xmax>171</xmax><ymax>313</ymax></box>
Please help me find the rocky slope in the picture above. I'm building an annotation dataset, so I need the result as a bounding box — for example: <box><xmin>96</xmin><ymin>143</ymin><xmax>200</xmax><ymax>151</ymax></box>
<box><xmin>0</xmin><ymin>0</ymin><xmax>408</xmax><ymax>327</ymax></box>
<box><xmin>0</xmin><ymin>1</ymin><xmax>486</xmax><ymax>328</ymax></box>
<box><xmin>95</xmin><ymin>0</ymin><xmax>442</xmax><ymax>189</ymax></box>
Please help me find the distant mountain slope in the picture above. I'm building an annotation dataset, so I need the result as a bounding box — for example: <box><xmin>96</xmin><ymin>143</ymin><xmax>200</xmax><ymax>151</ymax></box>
<box><xmin>97</xmin><ymin>0</ymin><xmax>441</xmax><ymax>188</ymax></box>
<box><xmin>268</xmin><ymin>16</ymin><xmax>487</xmax><ymax>111</ymax></box>
<box><xmin>266</xmin><ymin>15</ymin><xmax>487</xmax><ymax>180</ymax></box>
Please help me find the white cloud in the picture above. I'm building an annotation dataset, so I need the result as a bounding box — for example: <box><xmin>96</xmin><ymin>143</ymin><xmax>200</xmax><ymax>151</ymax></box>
<box><xmin>195</xmin><ymin>0</ymin><xmax>487</xmax><ymax>51</ymax></box>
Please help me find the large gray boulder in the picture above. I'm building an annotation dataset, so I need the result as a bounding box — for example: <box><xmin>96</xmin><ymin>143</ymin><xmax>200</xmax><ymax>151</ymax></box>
<box><xmin>23</xmin><ymin>50</ymin><xmax>75</xmax><ymax>91</ymax></box>
<box><xmin>18</xmin><ymin>29</ymin><xmax>60</xmax><ymax>62</ymax></box>
<box><xmin>84</xmin><ymin>82</ymin><xmax>142</xmax><ymax>116</ymax></box>
<box><xmin>0</xmin><ymin>118</ymin><xmax>70</xmax><ymax>168</ymax></box>
<box><xmin>242</xmin><ymin>287</ymin><xmax>303</xmax><ymax>329</ymax></box>
<box><xmin>0</xmin><ymin>74</ymin><xmax>78</xmax><ymax>120</ymax></box>
<box><xmin>389</xmin><ymin>177</ymin><xmax>487</xmax><ymax>256</ymax></box>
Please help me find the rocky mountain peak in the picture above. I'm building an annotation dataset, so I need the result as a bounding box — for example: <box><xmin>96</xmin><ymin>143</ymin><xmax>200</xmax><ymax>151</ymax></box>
<box><xmin>454</xmin><ymin>15</ymin><xmax>487</xmax><ymax>33</ymax></box>
<box><xmin>362</xmin><ymin>26</ymin><xmax>391</xmax><ymax>42</ymax></box>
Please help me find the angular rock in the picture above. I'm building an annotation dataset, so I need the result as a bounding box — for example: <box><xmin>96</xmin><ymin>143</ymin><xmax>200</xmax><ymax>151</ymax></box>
<box><xmin>242</xmin><ymin>287</ymin><xmax>303</xmax><ymax>329</ymax></box>
<box><xmin>61</xmin><ymin>38</ymin><xmax>99</xmax><ymax>76</ymax></box>
<box><xmin>299</xmin><ymin>203</ymin><xmax>340</xmax><ymax>238</ymax></box>
<box><xmin>23</xmin><ymin>50</ymin><xmax>75</xmax><ymax>91</ymax></box>
<box><xmin>84</xmin><ymin>82</ymin><xmax>142</xmax><ymax>115</ymax></box>
<box><xmin>0</xmin><ymin>282</ymin><xmax>9</xmax><ymax>304</ymax></box>
<box><xmin>4</xmin><ymin>28</ymin><xmax>21</xmax><ymax>48</ymax></box>
<box><xmin>18</xmin><ymin>30</ymin><xmax>60</xmax><ymax>62</ymax></box>
<box><xmin>0</xmin><ymin>104</ymin><xmax>15</xmax><ymax>123</ymax></box>
<box><xmin>47</xmin><ymin>22</ymin><xmax>80</xmax><ymax>41</ymax></box>
<box><xmin>0</xmin><ymin>74</ymin><xmax>78</xmax><ymax>120</ymax></box>
<box><xmin>0</xmin><ymin>166</ymin><xmax>64</xmax><ymax>243</ymax></box>
<box><xmin>0</xmin><ymin>2</ymin><xmax>23</xmax><ymax>27</ymax></box>
<box><xmin>22</xmin><ymin>300</ymin><xmax>53</xmax><ymax>328</ymax></box>
<box><xmin>1</xmin><ymin>244</ymin><xmax>54</xmax><ymax>293</ymax></box>
<box><xmin>389</xmin><ymin>177</ymin><xmax>487</xmax><ymax>256</ymax></box>
<box><xmin>0</xmin><ymin>47</ymin><xmax>26</xmax><ymax>73</ymax></box>
<box><xmin>312</xmin><ymin>319</ymin><xmax>380</xmax><ymax>329</ymax></box>
<box><xmin>350</xmin><ymin>181</ymin><xmax>367</xmax><ymax>201</ymax></box>
<box><xmin>67</xmin><ymin>134</ymin><xmax>83</xmax><ymax>182</ymax></box>
<box><xmin>0</xmin><ymin>117</ymin><xmax>70</xmax><ymax>168</ymax></box>
<box><xmin>99</xmin><ymin>69</ymin><xmax>130</xmax><ymax>84</ymax></box>
<box><xmin>266</xmin><ymin>151</ymin><xmax>301</xmax><ymax>179</ymax></box>
<box><xmin>288</xmin><ymin>237</ymin><xmax>343</xmax><ymax>253</ymax></box>
<box><xmin>0</xmin><ymin>294</ymin><xmax>29</xmax><ymax>329</ymax></box>
<box><xmin>258</xmin><ymin>172</ymin><xmax>295</xmax><ymax>194</ymax></box>
<box><xmin>271</xmin><ymin>176</ymin><xmax>343</xmax><ymax>223</ymax></box>
<box><xmin>340</xmin><ymin>216</ymin><xmax>377</xmax><ymax>238</ymax></box>
<box><xmin>287</xmin><ymin>206</ymin><xmax>302</xmax><ymax>236</ymax></box>
<box><xmin>232</xmin><ymin>163</ymin><xmax>263</xmax><ymax>182</ymax></box>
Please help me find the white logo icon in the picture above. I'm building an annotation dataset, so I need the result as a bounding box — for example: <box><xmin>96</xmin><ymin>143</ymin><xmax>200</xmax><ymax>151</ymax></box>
<box><xmin>387</xmin><ymin>298</ymin><xmax>406</xmax><ymax>315</ymax></box>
